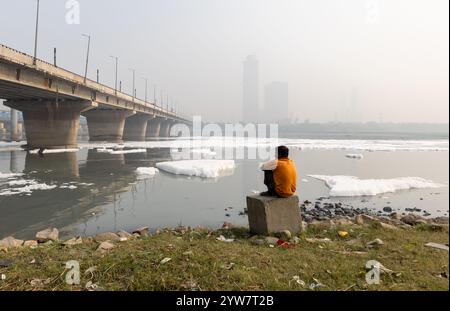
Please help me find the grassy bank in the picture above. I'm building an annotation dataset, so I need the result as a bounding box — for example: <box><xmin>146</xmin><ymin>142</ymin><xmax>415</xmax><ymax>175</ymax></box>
<box><xmin>0</xmin><ymin>223</ymin><xmax>448</xmax><ymax>291</ymax></box>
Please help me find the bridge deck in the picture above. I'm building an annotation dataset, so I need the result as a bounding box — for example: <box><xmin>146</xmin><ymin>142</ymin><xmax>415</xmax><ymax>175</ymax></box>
<box><xmin>0</xmin><ymin>44</ymin><xmax>187</xmax><ymax>122</ymax></box>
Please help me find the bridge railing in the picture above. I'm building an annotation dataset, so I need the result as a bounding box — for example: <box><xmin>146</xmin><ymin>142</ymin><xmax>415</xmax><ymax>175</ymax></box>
<box><xmin>0</xmin><ymin>43</ymin><xmax>179</xmax><ymax>119</ymax></box>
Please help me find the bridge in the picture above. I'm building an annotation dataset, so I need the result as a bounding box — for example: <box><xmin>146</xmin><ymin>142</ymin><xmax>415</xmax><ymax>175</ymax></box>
<box><xmin>0</xmin><ymin>44</ymin><xmax>190</xmax><ymax>149</ymax></box>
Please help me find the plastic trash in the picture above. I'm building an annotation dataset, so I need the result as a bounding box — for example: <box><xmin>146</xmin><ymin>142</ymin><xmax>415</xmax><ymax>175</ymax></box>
<box><xmin>216</xmin><ymin>235</ymin><xmax>234</xmax><ymax>243</ymax></box>
<box><xmin>338</xmin><ymin>231</ymin><xmax>349</xmax><ymax>238</ymax></box>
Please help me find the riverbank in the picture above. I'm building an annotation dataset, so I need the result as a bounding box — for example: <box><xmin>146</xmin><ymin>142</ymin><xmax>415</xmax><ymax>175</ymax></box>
<box><xmin>0</xmin><ymin>214</ymin><xmax>448</xmax><ymax>291</ymax></box>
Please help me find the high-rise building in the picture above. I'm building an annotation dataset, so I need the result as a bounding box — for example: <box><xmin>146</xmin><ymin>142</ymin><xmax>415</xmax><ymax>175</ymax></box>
<box><xmin>242</xmin><ymin>55</ymin><xmax>259</xmax><ymax>123</ymax></box>
<box><xmin>264</xmin><ymin>81</ymin><xmax>289</xmax><ymax>123</ymax></box>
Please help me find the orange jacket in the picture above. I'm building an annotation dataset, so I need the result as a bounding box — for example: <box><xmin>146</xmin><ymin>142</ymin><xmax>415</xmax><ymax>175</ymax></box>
<box><xmin>273</xmin><ymin>158</ymin><xmax>297</xmax><ymax>197</ymax></box>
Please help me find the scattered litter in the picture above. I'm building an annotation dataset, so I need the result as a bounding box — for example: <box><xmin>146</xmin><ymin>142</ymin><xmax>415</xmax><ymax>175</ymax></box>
<box><xmin>1</xmin><ymin>274</ymin><xmax>6</xmax><ymax>281</ymax></box>
<box><xmin>30</xmin><ymin>278</ymin><xmax>51</xmax><ymax>287</ymax></box>
<box><xmin>290</xmin><ymin>276</ymin><xmax>306</xmax><ymax>287</ymax></box>
<box><xmin>425</xmin><ymin>242</ymin><xmax>449</xmax><ymax>252</ymax></box>
<box><xmin>183</xmin><ymin>251</ymin><xmax>193</xmax><ymax>256</ymax></box>
<box><xmin>338</xmin><ymin>231</ymin><xmax>349</xmax><ymax>238</ymax></box>
<box><xmin>181</xmin><ymin>280</ymin><xmax>199</xmax><ymax>290</ymax></box>
<box><xmin>309</xmin><ymin>278</ymin><xmax>324</xmax><ymax>290</ymax></box>
<box><xmin>367</xmin><ymin>238</ymin><xmax>384</xmax><ymax>248</ymax></box>
<box><xmin>85</xmin><ymin>281</ymin><xmax>103</xmax><ymax>291</ymax></box>
<box><xmin>216</xmin><ymin>235</ymin><xmax>234</xmax><ymax>243</ymax></box>
<box><xmin>84</xmin><ymin>266</ymin><xmax>97</xmax><ymax>278</ymax></box>
<box><xmin>221</xmin><ymin>262</ymin><xmax>235</xmax><ymax>270</ymax></box>
<box><xmin>160</xmin><ymin>257</ymin><xmax>172</xmax><ymax>265</ymax></box>
<box><xmin>277</xmin><ymin>239</ymin><xmax>295</xmax><ymax>249</ymax></box>
<box><xmin>305</xmin><ymin>238</ymin><xmax>332</xmax><ymax>243</ymax></box>
<box><xmin>0</xmin><ymin>259</ymin><xmax>13</xmax><ymax>268</ymax></box>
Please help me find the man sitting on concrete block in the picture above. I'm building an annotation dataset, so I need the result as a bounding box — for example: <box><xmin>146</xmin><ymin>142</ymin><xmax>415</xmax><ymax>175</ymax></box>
<box><xmin>246</xmin><ymin>146</ymin><xmax>300</xmax><ymax>235</ymax></box>
<box><xmin>260</xmin><ymin>146</ymin><xmax>297</xmax><ymax>198</ymax></box>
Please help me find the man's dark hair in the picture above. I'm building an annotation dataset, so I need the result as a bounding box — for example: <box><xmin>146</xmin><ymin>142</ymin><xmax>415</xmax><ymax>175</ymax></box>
<box><xmin>277</xmin><ymin>146</ymin><xmax>289</xmax><ymax>159</ymax></box>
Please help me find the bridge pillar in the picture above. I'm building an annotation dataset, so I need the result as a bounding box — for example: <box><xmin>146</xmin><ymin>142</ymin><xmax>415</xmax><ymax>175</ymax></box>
<box><xmin>146</xmin><ymin>117</ymin><xmax>163</xmax><ymax>138</ymax></box>
<box><xmin>123</xmin><ymin>113</ymin><xmax>153</xmax><ymax>141</ymax></box>
<box><xmin>160</xmin><ymin>119</ymin><xmax>174</xmax><ymax>138</ymax></box>
<box><xmin>83</xmin><ymin>109</ymin><xmax>135</xmax><ymax>142</ymax></box>
<box><xmin>4</xmin><ymin>99</ymin><xmax>93</xmax><ymax>149</ymax></box>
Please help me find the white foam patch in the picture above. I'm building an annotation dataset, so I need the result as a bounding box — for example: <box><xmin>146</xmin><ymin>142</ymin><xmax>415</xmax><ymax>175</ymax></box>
<box><xmin>0</xmin><ymin>180</ymin><xmax>57</xmax><ymax>196</ymax></box>
<box><xmin>79</xmin><ymin>137</ymin><xmax>449</xmax><ymax>152</ymax></box>
<box><xmin>96</xmin><ymin>148</ymin><xmax>146</xmax><ymax>155</ymax></box>
<box><xmin>156</xmin><ymin>160</ymin><xmax>235</xmax><ymax>178</ymax></box>
<box><xmin>346</xmin><ymin>154</ymin><xmax>364</xmax><ymax>159</ymax></box>
<box><xmin>29</xmin><ymin>148</ymin><xmax>79</xmax><ymax>154</ymax></box>
<box><xmin>308</xmin><ymin>175</ymin><xmax>445</xmax><ymax>197</ymax></box>
<box><xmin>0</xmin><ymin>141</ymin><xmax>25</xmax><ymax>152</ymax></box>
<box><xmin>0</xmin><ymin>172</ymin><xmax>23</xmax><ymax>179</ymax></box>
<box><xmin>136</xmin><ymin>167</ymin><xmax>159</xmax><ymax>179</ymax></box>
<box><xmin>60</xmin><ymin>184</ymin><xmax>78</xmax><ymax>189</ymax></box>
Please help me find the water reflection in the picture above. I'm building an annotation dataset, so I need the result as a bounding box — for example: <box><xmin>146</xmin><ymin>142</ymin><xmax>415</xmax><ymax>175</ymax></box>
<box><xmin>0</xmin><ymin>148</ymin><xmax>173</xmax><ymax>239</ymax></box>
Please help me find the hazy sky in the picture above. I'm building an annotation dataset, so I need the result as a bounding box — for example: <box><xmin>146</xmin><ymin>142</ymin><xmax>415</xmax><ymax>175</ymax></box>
<box><xmin>0</xmin><ymin>0</ymin><xmax>448</xmax><ymax>123</ymax></box>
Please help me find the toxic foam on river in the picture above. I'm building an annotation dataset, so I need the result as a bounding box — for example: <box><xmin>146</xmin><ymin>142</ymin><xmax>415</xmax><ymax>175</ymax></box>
<box><xmin>77</xmin><ymin>137</ymin><xmax>449</xmax><ymax>152</ymax></box>
<box><xmin>308</xmin><ymin>175</ymin><xmax>445</xmax><ymax>197</ymax></box>
<box><xmin>156</xmin><ymin>160</ymin><xmax>235</xmax><ymax>178</ymax></box>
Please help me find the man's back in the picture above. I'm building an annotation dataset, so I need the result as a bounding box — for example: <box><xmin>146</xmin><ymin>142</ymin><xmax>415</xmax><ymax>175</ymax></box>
<box><xmin>273</xmin><ymin>158</ymin><xmax>297</xmax><ymax>198</ymax></box>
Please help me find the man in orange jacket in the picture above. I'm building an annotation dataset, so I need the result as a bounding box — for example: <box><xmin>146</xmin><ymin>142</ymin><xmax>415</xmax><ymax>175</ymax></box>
<box><xmin>260</xmin><ymin>146</ymin><xmax>297</xmax><ymax>198</ymax></box>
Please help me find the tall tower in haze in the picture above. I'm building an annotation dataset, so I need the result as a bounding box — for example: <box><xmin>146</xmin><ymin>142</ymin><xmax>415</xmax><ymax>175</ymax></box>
<box><xmin>242</xmin><ymin>55</ymin><xmax>259</xmax><ymax>123</ymax></box>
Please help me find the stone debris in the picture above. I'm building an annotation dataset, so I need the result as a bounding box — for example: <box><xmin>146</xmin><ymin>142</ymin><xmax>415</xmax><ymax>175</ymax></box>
<box><xmin>94</xmin><ymin>232</ymin><xmax>120</xmax><ymax>242</ymax></box>
<box><xmin>36</xmin><ymin>228</ymin><xmax>59</xmax><ymax>243</ymax></box>
<box><xmin>367</xmin><ymin>238</ymin><xmax>384</xmax><ymax>248</ymax></box>
<box><xmin>97</xmin><ymin>241</ymin><xmax>115</xmax><ymax>253</ymax></box>
<box><xmin>379</xmin><ymin>222</ymin><xmax>399</xmax><ymax>230</ymax></box>
<box><xmin>401</xmin><ymin>214</ymin><xmax>427</xmax><ymax>226</ymax></box>
<box><xmin>0</xmin><ymin>259</ymin><xmax>14</xmax><ymax>268</ymax></box>
<box><xmin>0</xmin><ymin>236</ymin><xmax>24</xmax><ymax>249</ymax></box>
<box><xmin>132</xmin><ymin>227</ymin><xmax>149</xmax><ymax>236</ymax></box>
<box><xmin>275</xmin><ymin>230</ymin><xmax>292</xmax><ymax>240</ymax></box>
<box><xmin>264</xmin><ymin>237</ymin><xmax>280</xmax><ymax>246</ymax></box>
<box><xmin>305</xmin><ymin>237</ymin><xmax>332</xmax><ymax>243</ymax></box>
<box><xmin>63</xmin><ymin>237</ymin><xmax>83</xmax><ymax>246</ymax></box>
<box><xmin>23</xmin><ymin>240</ymin><xmax>38</xmax><ymax>248</ymax></box>
<box><xmin>117</xmin><ymin>230</ymin><xmax>133</xmax><ymax>239</ymax></box>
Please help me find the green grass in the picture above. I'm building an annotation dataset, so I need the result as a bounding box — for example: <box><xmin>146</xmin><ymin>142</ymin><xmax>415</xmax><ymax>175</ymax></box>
<box><xmin>0</xmin><ymin>224</ymin><xmax>448</xmax><ymax>291</ymax></box>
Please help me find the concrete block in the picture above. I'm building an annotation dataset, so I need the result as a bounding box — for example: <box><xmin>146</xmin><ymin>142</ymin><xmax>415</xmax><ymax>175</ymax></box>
<box><xmin>246</xmin><ymin>195</ymin><xmax>302</xmax><ymax>235</ymax></box>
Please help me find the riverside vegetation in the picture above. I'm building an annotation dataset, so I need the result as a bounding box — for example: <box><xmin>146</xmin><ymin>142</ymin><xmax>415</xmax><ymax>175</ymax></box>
<box><xmin>0</xmin><ymin>212</ymin><xmax>448</xmax><ymax>291</ymax></box>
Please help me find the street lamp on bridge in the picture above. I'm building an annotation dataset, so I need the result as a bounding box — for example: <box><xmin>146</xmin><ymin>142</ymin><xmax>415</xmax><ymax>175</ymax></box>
<box><xmin>33</xmin><ymin>0</ymin><xmax>40</xmax><ymax>65</ymax></box>
<box><xmin>82</xmin><ymin>34</ymin><xmax>91</xmax><ymax>83</ymax></box>
<box><xmin>142</xmin><ymin>77</ymin><xmax>149</xmax><ymax>103</ymax></box>
<box><xmin>129</xmin><ymin>68</ymin><xmax>136</xmax><ymax>100</ymax></box>
<box><xmin>109</xmin><ymin>55</ymin><xmax>119</xmax><ymax>94</ymax></box>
